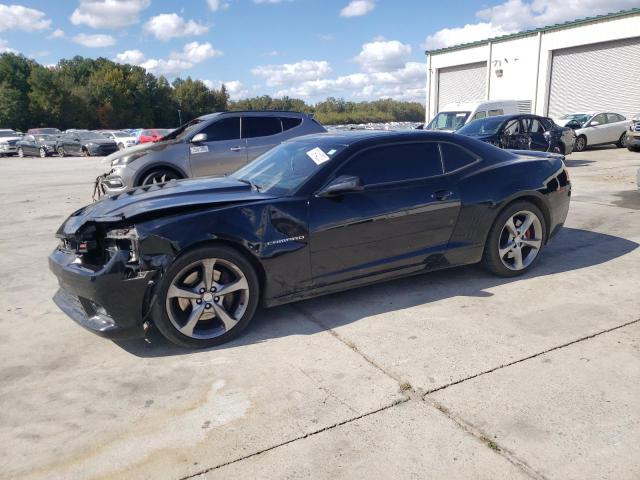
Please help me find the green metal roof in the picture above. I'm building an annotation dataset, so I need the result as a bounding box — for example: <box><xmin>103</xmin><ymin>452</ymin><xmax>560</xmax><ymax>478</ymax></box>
<box><xmin>425</xmin><ymin>8</ymin><xmax>640</xmax><ymax>56</ymax></box>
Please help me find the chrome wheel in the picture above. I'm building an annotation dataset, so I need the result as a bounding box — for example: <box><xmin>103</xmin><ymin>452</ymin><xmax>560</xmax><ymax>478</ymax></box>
<box><xmin>39</xmin><ymin>147</ymin><xmax>46</xmax><ymax>158</ymax></box>
<box><xmin>17</xmin><ymin>147</ymin><xmax>24</xmax><ymax>158</ymax></box>
<box><xmin>498</xmin><ymin>210</ymin><xmax>543</xmax><ymax>271</ymax></box>
<box><xmin>575</xmin><ymin>136</ymin><xmax>586</xmax><ymax>152</ymax></box>
<box><xmin>165</xmin><ymin>258</ymin><xmax>250</xmax><ymax>339</ymax></box>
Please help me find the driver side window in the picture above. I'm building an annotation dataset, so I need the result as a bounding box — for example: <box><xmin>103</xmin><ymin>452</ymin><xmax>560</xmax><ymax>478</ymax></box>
<box><xmin>199</xmin><ymin>117</ymin><xmax>241</xmax><ymax>141</ymax></box>
<box><xmin>591</xmin><ymin>113</ymin><xmax>607</xmax><ymax>125</ymax></box>
<box><xmin>503</xmin><ymin>119</ymin><xmax>521</xmax><ymax>135</ymax></box>
<box><xmin>337</xmin><ymin>143</ymin><xmax>443</xmax><ymax>186</ymax></box>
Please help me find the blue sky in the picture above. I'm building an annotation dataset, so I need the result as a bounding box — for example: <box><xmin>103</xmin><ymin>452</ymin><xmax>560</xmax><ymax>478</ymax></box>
<box><xmin>1</xmin><ymin>0</ymin><xmax>637</xmax><ymax>103</ymax></box>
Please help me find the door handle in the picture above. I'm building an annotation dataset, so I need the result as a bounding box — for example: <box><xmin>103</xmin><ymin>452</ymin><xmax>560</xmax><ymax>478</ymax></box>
<box><xmin>230</xmin><ymin>147</ymin><xmax>242</xmax><ymax>152</ymax></box>
<box><xmin>431</xmin><ymin>190</ymin><xmax>454</xmax><ymax>201</ymax></box>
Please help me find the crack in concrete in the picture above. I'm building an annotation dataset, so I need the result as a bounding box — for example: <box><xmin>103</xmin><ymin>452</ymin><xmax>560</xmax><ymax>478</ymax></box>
<box><xmin>423</xmin><ymin>317</ymin><xmax>640</xmax><ymax>395</ymax></box>
<box><xmin>421</xmin><ymin>397</ymin><xmax>550</xmax><ymax>480</ymax></box>
<box><xmin>178</xmin><ymin>397</ymin><xmax>410</xmax><ymax>479</ymax></box>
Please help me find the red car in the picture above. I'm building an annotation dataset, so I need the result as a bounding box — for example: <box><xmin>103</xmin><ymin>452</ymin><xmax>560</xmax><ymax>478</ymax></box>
<box><xmin>138</xmin><ymin>129</ymin><xmax>172</xmax><ymax>144</ymax></box>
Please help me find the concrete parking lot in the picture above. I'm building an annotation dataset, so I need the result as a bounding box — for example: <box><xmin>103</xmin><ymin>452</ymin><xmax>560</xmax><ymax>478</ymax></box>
<box><xmin>1</xmin><ymin>148</ymin><xmax>639</xmax><ymax>480</ymax></box>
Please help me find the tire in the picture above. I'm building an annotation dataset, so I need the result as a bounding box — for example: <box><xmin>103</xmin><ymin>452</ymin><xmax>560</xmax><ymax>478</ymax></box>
<box><xmin>482</xmin><ymin>201</ymin><xmax>547</xmax><ymax>277</ymax></box>
<box><xmin>574</xmin><ymin>135</ymin><xmax>587</xmax><ymax>152</ymax></box>
<box><xmin>81</xmin><ymin>147</ymin><xmax>89</xmax><ymax>157</ymax></box>
<box><xmin>117</xmin><ymin>143</ymin><xmax>124</xmax><ymax>150</ymax></box>
<box><xmin>17</xmin><ymin>147</ymin><xmax>24</xmax><ymax>158</ymax></box>
<box><xmin>57</xmin><ymin>146</ymin><xmax>65</xmax><ymax>157</ymax></box>
<box><xmin>152</xmin><ymin>245</ymin><xmax>260</xmax><ymax>349</ymax></box>
<box><xmin>140</xmin><ymin>168</ymin><xmax>181</xmax><ymax>186</ymax></box>
<box><xmin>39</xmin><ymin>147</ymin><xmax>47</xmax><ymax>158</ymax></box>
<box><xmin>616</xmin><ymin>133</ymin><xmax>627</xmax><ymax>148</ymax></box>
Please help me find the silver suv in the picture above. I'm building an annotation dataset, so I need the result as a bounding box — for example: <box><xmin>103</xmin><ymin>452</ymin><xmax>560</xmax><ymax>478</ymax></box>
<box><xmin>97</xmin><ymin>111</ymin><xmax>325</xmax><ymax>195</ymax></box>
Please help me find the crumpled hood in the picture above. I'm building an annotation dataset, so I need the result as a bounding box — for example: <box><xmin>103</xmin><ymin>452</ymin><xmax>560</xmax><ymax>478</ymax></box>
<box><xmin>58</xmin><ymin>176</ymin><xmax>275</xmax><ymax>236</ymax></box>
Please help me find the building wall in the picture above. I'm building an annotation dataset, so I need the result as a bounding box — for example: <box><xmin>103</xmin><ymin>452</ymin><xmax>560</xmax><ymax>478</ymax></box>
<box><xmin>425</xmin><ymin>12</ymin><xmax>640</xmax><ymax>121</ymax></box>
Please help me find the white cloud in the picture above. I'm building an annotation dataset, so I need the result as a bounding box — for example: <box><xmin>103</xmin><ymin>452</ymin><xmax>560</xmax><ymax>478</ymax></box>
<box><xmin>49</xmin><ymin>29</ymin><xmax>66</xmax><ymax>39</ymax></box>
<box><xmin>207</xmin><ymin>0</ymin><xmax>230</xmax><ymax>9</ymax></box>
<box><xmin>144</xmin><ymin>13</ymin><xmax>208</xmax><ymax>41</ymax></box>
<box><xmin>114</xmin><ymin>49</ymin><xmax>146</xmax><ymax>64</ymax></box>
<box><xmin>0</xmin><ymin>4</ymin><xmax>50</xmax><ymax>31</ymax></box>
<box><xmin>120</xmin><ymin>42</ymin><xmax>222</xmax><ymax>75</ymax></box>
<box><xmin>252</xmin><ymin>60</ymin><xmax>332</xmax><ymax>87</ymax></box>
<box><xmin>73</xmin><ymin>33</ymin><xmax>116</xmax><ymax>48</ymax></box>
<box><xmin>204</xmin><ymin>79</ymin><xmax>250</xmax><ymax>99</ymax></box>
<box><xmin>70</xmin><ymin>0</ymin><xmax>150</xmax><ymax>29</ymax></box>
<box><xmin>423</xmin><ymin>0</ymin><xmax>639</xmax><ymax>50</ymax></box>
<box><xmin>354</xmin><ymin>39</ymin><xmax>411</xmax><ymax>73</ymax></box>
<box><xmin>0</xmin><ymin>38</ymin><xmax>17</xmax><ymax>54</ymax></box>
<box><xmin>340</xmin><ymin>0</ymin><xmax>375</xmax><ymax>17</ymax></box>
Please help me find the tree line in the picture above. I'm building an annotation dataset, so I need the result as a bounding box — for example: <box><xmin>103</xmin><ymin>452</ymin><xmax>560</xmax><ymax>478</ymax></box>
<box><xmin>0</xmin><ymin>53</ymin><xmax>424</xmax><ymax>130</ymax></box>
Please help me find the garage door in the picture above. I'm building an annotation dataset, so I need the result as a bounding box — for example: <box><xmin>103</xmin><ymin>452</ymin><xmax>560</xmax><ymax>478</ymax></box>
<box><xmin>437</xmin><ymin>62</ymin><xmax>487</xmax><ymax>109</ymax></box>
<box><xmin>547</xmin><ymin>37</ymin><xmax>640</xmax><ymax>119</ymax></box>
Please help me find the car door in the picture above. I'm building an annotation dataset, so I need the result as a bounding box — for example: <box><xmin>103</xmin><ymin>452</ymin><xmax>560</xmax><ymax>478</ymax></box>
<box><xmin>188</xmin><ymin>116</ymin><xmax>246</xmax><ymax>177</ymax></box>
<box><xmin>606</xmin><ymin>113</ymin><xmax>626</xmax><ymax>143</ymax></box>
<box><xmin>24</xmin><ymin>135</ymin><xmax>36</xmax><ymax>155</ymax></box>
<box><xmin>585</xmin><ymin>113</ymin><xmax>608</xmax><ymax>145</ymax></box>
<box><xmin>243</xmin><ymin>116</ymin><xmax>284</xmax><ymax>162</ymax></box>
<box><xmin>308</xmin><ymin>141</ymin><xmax>461</xmax><ymax>286</ymax></box>
<box><xmin>500</xmin><ymin>118</ymin><xmax>527</xmax><ymax>149</ymax></box>
<box><xmin>521</xmin><ymin>117</ymin><xmax>549</xmax><ymax>151</ymax></box>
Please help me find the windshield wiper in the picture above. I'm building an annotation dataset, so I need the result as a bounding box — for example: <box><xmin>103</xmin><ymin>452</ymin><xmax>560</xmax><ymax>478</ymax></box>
<box><xmin>236</xmin><ymin>178</ymin><xmax>261</xmax><ymax>192</ymax></box>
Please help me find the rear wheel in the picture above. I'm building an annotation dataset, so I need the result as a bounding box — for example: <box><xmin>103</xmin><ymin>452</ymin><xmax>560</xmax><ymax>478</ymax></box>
<box><xmin>482</xmin><ymin>201</ymin><xmax>546</xmax><ymax>277</ymax></box>
<box><xmin>57</xmin><ymin>146</ymin><xmax>65</xmax><ymax>157</ymax></box>
<box><xmin>574</xmin><ymin>135</ymin><xmax>587</xmax><ymax>152</ymax></box>
<box><xmin>81</xmin><ymin>147</ymin><xmax>89</xmax><ymax>157</ymax></box>
<box><xmin>140</xmin><ymin>168</ymin><xmax>181</xmax><ymax>186</ymax></box>
<box><xmin>152</xmin><ymin>245</ymin><xmax>260</xmax><ymax>348</ymax></box>
<box><xmin>616</xmin><ymin>133</ymin><xmax>627</xmax><ymax>148</ymax></box>
<box><xmin>117</xmin><ymin>143</ymin><xmax>125</xmax><ymax>150</ymax></box>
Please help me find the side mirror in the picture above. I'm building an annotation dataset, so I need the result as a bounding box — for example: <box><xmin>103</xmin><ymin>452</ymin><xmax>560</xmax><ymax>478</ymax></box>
<box><xmin>589</xmin><ymin>121</ymin><xmax>600</xmax><ymax>127</ymax></box>
<box><xmin>191</xmin><ymin>133</ymin><xmax>207</xmax><ymax>143</ymax></box>
<box><xmin>317</xmin><ymin>175</ymin><xmax>363</xmax><ymax>197</ymax></box>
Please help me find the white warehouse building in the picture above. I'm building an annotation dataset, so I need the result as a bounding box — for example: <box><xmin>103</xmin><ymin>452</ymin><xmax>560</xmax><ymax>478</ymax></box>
<box><xmin>424</xmin><ymin>8</ymin><xmax>640</xmax><ymax>122</ymax></box>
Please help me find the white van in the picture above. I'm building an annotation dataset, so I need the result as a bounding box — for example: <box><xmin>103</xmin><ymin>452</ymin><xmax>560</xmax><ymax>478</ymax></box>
<box><xmin>424</xmin><ymin>100</ymin><xmax>530</xmax><ymax>132</ymax></box>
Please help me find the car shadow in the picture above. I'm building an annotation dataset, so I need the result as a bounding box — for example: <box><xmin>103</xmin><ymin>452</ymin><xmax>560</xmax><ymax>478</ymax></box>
<box><xmin>612</xmin><ymin>190</ymin><xmax>640</xmax><ymax>210</ymax></box>
<box><xmin>564</xmin><ymin>159</ymin><xmax>595</xmax><ymax>167</ymax></box>
<box><xmin>115</xmin><ymin>227</ymin><xmax>638</xmax><ymax>358</ymax></box>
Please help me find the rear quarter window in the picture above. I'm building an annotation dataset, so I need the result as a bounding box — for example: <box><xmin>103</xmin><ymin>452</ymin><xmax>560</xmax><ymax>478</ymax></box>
<box><xmin>281</xmin><ymin>117</ymin><xmax>303</xmax><ymax>131</ymax></box>
<box><xmin>439</xmin><ymin>143</ymin><xmax>478</xmax><ymax>173</ymax></box>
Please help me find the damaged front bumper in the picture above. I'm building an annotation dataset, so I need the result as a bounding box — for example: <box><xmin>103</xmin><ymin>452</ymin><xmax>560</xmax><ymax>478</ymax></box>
<box><xmin>49</xmin><ymin>248</ymin><xmax>158</xmax><ymax>339</ymax></box>
<box><xmin>94</xmin><ymin>171</ymin><xmax>127</xmax><ymax>200</ymax></box>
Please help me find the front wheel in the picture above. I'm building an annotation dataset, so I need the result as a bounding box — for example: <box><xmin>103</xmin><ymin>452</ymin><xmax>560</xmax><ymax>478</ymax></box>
<box><xmin>57</xmin><ymin>146</ymin><xmax>65</xmax><ymax>157</ymax></box>
<box><xmin>39</xmin><ymin>147</ymin><xmax>47</xmax><ymax>158</ymax></box>
<box><xmin>17</xmin><ymin>147</ymin><xmax>24</xmax><ymax>158</ymax></box>
<box><xmin>140</xmin><ymin>169</ymin><xmax>181</xmax><ymax>186</ymax></box>
<box><xmin>152</xmin><ymin>245</ymin><xmax>260</xmax><ymax>348</ymax></box>
<box><xmin>81</xmin><ymin>147</ymin><xmax>89</xmax><ymax>157</ymax></box>
<box><xmin>616</xmin><ymin>133</ymin><xmax>627</xmax><ymax>148</ymax></box>
<box><xmin>574</xmin><ymin>135</ymin><xmax>587</xmax><ymax>152</ymax></box>
<box><xmin>482</xmin><ymin>201</ymin><xmax>546</xmax><ymax>277</ymax></box>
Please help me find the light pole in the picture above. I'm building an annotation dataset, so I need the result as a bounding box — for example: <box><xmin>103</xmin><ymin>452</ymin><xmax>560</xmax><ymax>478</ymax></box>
<box><xmin>177</xmin><ymin>109</ymin><xmax>182</xmax><ymax>126</ymax></box>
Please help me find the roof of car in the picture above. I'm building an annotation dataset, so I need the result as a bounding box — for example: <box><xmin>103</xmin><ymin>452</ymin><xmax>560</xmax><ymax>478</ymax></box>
<box><xmin>198</xmin><ymin>110</ymin><xmax>312</xmax><ymax>121</ymax></box>
<box><xmin>284</xmin><ymin>129</ymin><xmax>463</xmax><ymax>146</ymax></box>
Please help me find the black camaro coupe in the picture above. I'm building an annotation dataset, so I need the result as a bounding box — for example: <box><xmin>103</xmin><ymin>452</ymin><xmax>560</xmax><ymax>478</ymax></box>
<box><xmin>49</xmin><ymin>131</ymin><xmax>571</xmax><ymax>348</ymax></box>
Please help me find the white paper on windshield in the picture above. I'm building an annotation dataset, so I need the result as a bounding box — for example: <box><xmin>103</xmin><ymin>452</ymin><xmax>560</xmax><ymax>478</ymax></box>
<box><xmin>306</xmin><ymin>147</ymin><xmax>330</xmax><ymax>165</ymax></box>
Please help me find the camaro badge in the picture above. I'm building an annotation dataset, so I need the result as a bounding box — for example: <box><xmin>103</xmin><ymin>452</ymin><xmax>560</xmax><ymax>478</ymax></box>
<box><xmin>266</xmin><ymin>235</ymin><xmax>306</xmax><ymax>246</ymax></box>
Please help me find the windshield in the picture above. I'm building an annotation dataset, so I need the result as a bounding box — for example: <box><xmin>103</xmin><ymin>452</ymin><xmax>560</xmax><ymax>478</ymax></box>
<box><xmin>560</xmin><ymin>113</ymin><xmax>590</xmax><ymax>125</ymax></box>
<box><xmin>457</xmin><ymin>117</ymin><xmax>506</xmax><ymax>136</ymax></box>
<box><xmin>162</xmin><ymin>119</ymin><xmax>205</xmax><ymax>141</ymax></box>
<box><xmin>231</xmin><ymin>139</ymin><xmax>347</xmax><ymax>195</ymax></box>
<box><xmin>425</xmin><ymin>111</ymin><xmax>470</xmax><ymax>131</ymax></box>
<box><xmin>35</xmin><ymin>134</ymin><xmax>55</xmax><ymax>141</ymax></box>
<box><xmin>0</xmin><ymin>131</ymin><xmax>17</xmax><ymax>137</ymax></box>
<box><xmin>78</xmin><ymin>132</ymin><xmax>105</xmax><ymax>140</ymax></box>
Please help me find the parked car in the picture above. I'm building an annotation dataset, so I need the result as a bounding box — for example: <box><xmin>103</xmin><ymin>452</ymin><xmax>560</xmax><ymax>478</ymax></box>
<box><xmin>138</xmin><ymin>128</ymin><xmax>172</xmax><ymax>144</ymax></box>
<box><xmin>96</xmin><ymin>111</ymin><xmax>326</xmax><ymax>195</ymax></box>
<box><xmin>27</xmin><ymin>127</ymin><xmax>61</xmax><ymax>135</ymax></box>
<box><xmin>98</xmin><ymin>130</ymin><xmax>137</xmax><ymax>150</ymax></box>
<box><xmin>626</xmin><ymin>113</ymin><xmax>640</xmax><ymax>152</ymax></box>
<box><xmin>456</xmin><ymin>114</ymin><xmax>575</xmax><ymax>154</ymax></box>
<box><xmin>422</xmin><ymin>100</ymin><xmax>528</xmax><ymax>132</ymax></box>
<box><xmin>16</xmin><ymin>134</ymin><xmax>58</xmax><ymax>157</ymax></box>
<box><xmin>56</xmin><ymin>131</ymin><xmax>118</xmax><ymax>157</ymax></box>
<box><xmin>50</xmin><ymin>130</ymin><xmax>571</xmax><ymax>348</ymax></box>
<box><xmin>0</xmin><ymin>129</ymin><xmax>22</xmax><ymax>156</ymax></box>
<box><xmin>554</xmin><ymin>112</ymin><xmax>629</xmax><ymax>151</ymax></box>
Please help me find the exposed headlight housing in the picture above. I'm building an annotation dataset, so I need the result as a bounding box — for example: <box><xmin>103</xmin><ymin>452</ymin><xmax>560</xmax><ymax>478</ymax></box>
<box><xmin>105</xmin><ymin>227</ymin><xmax>139</xmax><ymax>263</ymax></box>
